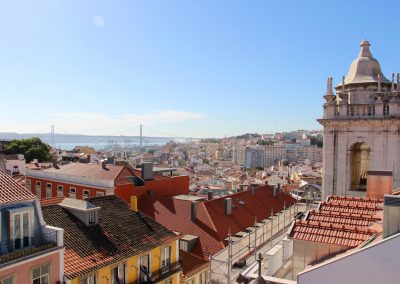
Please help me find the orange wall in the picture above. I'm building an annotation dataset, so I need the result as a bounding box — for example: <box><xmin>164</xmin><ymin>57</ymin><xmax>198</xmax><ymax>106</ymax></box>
<box><xmin>115</xmin><ymin>175</ymin><xmax>189</xmax><ymax>209</ymax></box>
<box><xmin>27</xmin><ymin>177</ymin><xmax>106</xmax><ymax>199</ymax></box>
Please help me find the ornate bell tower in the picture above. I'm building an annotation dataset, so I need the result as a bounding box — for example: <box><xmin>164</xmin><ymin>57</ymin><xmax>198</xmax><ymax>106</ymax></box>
<box><xmin>318</xmin><ymin>40</ymin><xmax>400</xmax><ymax>198</ymax></box>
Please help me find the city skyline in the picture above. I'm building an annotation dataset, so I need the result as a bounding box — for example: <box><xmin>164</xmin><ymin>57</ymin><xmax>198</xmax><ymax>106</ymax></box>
<box><xmin>1</xmin><ymin>0</ymin><xmax>400</xmax><ymax>137</ymax></box>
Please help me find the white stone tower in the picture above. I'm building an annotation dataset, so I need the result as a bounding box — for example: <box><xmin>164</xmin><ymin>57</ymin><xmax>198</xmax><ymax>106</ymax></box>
<box><xmin>318</xmin><ymin>40</ymin><xmax>400</xmax><ymax>198</ymax></box>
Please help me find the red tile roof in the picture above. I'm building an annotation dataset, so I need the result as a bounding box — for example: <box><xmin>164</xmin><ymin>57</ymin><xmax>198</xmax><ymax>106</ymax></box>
<box><xmin>141</xmin><ymin>185</ymin><xmax>296</xmax><ymax>259</ymax></box>
<box><xmin>179</xmin><ymin>250</ymin><xmax>209</xmax><ymax>279</ymax></box>
<box><xmin>40</xmin><ymin>196</ymin><xmax>65</xmax><ymax>207</ymax></box>
<box><xmin>0</xmin><ymin>170</ymin><xmax>36</xmax><ymax>204</ymax></box>
<box><xmin>290</xmin><ymin>220</ymin><xmax>376</xmax><ymax>247</ymax></box>
<box><xmin>307</xmin><ymin>210</ymin><xmax>380</xmax><ymax>227</ymax></box>
<box><xmin>290</xmin><ymin>195</ymin><xmax>383</xmax><ymax>248</ymax></box>
<box><xmin>38</xmin><ymin>163</ymin><xmax>126</xmax><ymax>181</ymax></box>
<box><xmin>42</xmin><ymin>195</ymin><xmax>178</xmax><ymax>279</ymax></box>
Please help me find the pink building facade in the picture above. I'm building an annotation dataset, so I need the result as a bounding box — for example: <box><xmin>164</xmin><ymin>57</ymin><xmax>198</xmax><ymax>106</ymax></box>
<box><xmin>0</xmin><ymin>171</ymin><xmax>64</xmax><ymax>284</ymax></box>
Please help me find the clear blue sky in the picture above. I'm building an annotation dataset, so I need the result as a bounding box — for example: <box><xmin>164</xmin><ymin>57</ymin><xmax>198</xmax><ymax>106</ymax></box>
<box><xmin>1</xmin><ymin>0</ymin><xmax>399</xmax><ymax>138</ymax></box>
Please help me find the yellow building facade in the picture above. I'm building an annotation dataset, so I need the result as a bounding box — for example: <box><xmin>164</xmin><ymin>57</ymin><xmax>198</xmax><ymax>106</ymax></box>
<box><xmin>70</xmin><ymin>240</ymin><xmax>180</xmax><ymax>284</ymax></box>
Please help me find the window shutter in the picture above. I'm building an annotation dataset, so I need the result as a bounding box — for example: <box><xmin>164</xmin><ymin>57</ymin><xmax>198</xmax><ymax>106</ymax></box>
<box><xmin>161</xmin><ymin>247</ymin><xmax>165</xmax><ymax>266</ymax></box>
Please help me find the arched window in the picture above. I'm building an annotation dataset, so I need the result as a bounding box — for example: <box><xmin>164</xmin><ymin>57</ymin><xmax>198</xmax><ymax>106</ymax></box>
<box><xmin>350</xmin><ymin>142</ymin><xmax>371</xmax><ymax>191</ymax></box>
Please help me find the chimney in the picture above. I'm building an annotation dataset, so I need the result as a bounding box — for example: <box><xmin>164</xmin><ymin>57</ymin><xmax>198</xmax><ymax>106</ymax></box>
<box><xmin>130</xmin><ymin>196</ymin><xmax>138</xmax><ymax>212</ymax></box>
<box><xmin>191</xmin><ymin>202</ymin><xmax>197</xmax><ymax>222</ymax></box>
<box><xmin>277</xmin><ymin>183</ymin><xmax>281</xmax><ymax>194</ymax></box>
<box><xmin>141</xmin><ymin>163</ymin><xmax>154</xmax><ymax>181</ymax></box>
<box><xmin>207</xmin><ymin>191</ymin><xmax>213</xmax><ymax>200</ymax></box>
<box><xmin>102</xmin><ymin>161</ymin><xmax>107</xmax><ymax>170</ymax></box>
<box><xmin>224</xmin><ymin>198</ymin><xmax>232</xmax><ymax>215</ymax></box>
<box><xmin>383</xmin><ymin>195</ymin><xmax>400</xmax><ymax>238</ymax></box>
<box><xmin>272</xmin><ymin>185</ymin><xmax>277</xmax><ymax>197</ymax></box>
<box><xmin>367</xmin><ymin>170</ymin><xmax>393</xmax><ymax>199</ymax></box>
<box><xmin>52</xmin><ymin>157</ymin><xmax>59</xmax><ymax>169</ymax></box>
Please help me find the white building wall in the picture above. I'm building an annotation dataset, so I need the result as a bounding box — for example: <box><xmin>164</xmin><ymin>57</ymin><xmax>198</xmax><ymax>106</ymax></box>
<box><xmin>298</xmin><ymin>233</ymin><xmax>400</xmax><ymax>284</ymax></box>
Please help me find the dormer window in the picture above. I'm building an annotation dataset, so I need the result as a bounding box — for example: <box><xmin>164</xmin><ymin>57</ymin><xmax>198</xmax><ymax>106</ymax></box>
<box><xmin>59</xmin><ymin>198</ymin><xmax>100</xmax><ymax>226</ymax></box>
<box><xmin>9</xmin><ymin>208</ymin><xmax>34</xmax><ymax>250</ymax></box>
<box><xmin>89</xmin><ymin>212</ymin><xmax>95</xmax><ymax>224</ymax></box>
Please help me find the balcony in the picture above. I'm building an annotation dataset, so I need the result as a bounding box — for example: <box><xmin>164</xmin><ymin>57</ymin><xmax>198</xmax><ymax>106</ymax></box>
<box><xmin>138</xmin><ymin>261</ymin><xmax>181</xmax><ymax>283</ymax></box>
<box><xmin>0</xmin><ymin>231</ymin><xmax>59</xmax><ymax>265</ymax></box>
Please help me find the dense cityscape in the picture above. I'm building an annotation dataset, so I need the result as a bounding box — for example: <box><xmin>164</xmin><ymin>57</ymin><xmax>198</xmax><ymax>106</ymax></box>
<box><xmin>1</xmin><ymin>1</ymin><xmax>400</xmax><ymax>284</ymax></box>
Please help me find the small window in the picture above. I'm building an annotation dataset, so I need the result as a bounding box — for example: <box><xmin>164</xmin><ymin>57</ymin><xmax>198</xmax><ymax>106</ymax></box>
<box><xmin>57</xmin><ymin>185</ymin><xmax>64</xmax><ymax>197</ymax></box>
<box><xmin>96</xmin><ymin>192</ymin><xmax>105</xmax><ymax>197</ymax></box>
<box><xmin>140</xmin><ymin>254</ymin><xmax>150</xmax><ymax>283</ymax></box>
<box><xmin>200</xmin><ymin>271</ymin><xmax>208</xmax><ymax>284</ymax></box>
<box><xmin>89</xmin><ymin>212</ymin><xmax>95</xmax><ymax>224</ymax></box>
<box><xmin>32</xmin><ymin>263</ymin><xmax>49</xmax><ymax>284</ymax></box>
<box><xmin>35</xmin><ymin>187</ymin><xmax>41</xmax><ymax>198</ymax></box>
<box><xmin>11</xmin><ymin>211</ymin><xmax>32</xmax><ymax>250</ymax></box>
<box><xmin>79</xmin><ymin>275</ymin><xmax>96</xmax><ymax>284</ymax></box>
<box><xmin>83</xmin><ymin>190</ymin><xmax>90</xmax><ymax>199</ymax></box>
<box><xmin>179</xmin><ymin>240</ymin><xmax>188</xmax><ymax>251</ymax></box>
<box><xmin>0</xmin><ymin>275</ymin><xmax>14</xmax><ymax>284</ymax></box>
<box><xmin>46</xmin><ymin>186</ymin><xmax>52</xmax><ymax>199</ymax></box>
<box><xmin>69</xmin><ymin>187</ymin><xmax>76</xmax><ymax>199</ymax></box>
<box><xmin>112</xmin><ymin>263</ymin><xmax>126</xmax><ymax>284</ymax></box>
<box><xmin>161</xmin><ymin>246</ymin><xmax>171</xmax><ymax>274</ymax></box>
<box><xmin>35</xmin><ymin>181</ymin><xmax>41</xmax><ymax>187</ymax></box>
<box><xmin>46</xmin><ymin>183</ymin><xmax>52</xmax><ymax>189</ymax></box>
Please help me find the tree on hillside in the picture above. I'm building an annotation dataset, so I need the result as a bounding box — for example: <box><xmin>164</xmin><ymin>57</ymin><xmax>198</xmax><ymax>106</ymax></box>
<box><xmin>4</xmin><ymin>138</ymin><xmax>51</xmax><ymax>162</ymax></box>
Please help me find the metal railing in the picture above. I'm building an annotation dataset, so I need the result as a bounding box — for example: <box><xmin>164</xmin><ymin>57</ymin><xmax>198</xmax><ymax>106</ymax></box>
<box><xmin>0</xmin><ymin>231</ymin><xmax>58</xmax><ymax>264</ymax></box>
<box><xmin>150</xmin><ymin>261</ymin><xmax>181</xmax><ymax>283</ymax></box>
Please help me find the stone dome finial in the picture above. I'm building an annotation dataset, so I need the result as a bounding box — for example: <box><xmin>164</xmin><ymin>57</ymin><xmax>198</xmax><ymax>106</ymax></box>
<box><xmin>341</xmin><ymin>40</ymin><xmax>390</xmax><ymax>85</ymax></box>
<box><xmin>359</xmin><ymin>40</ymin><xmax>372</xmax><ymax>58</ymax></box>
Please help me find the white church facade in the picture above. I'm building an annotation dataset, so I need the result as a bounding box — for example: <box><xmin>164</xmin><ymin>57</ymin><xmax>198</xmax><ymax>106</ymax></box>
<box><xmin>319</xmin><ymin>40</ymin><xmax>400</xmax><ymax>198</ymax></box>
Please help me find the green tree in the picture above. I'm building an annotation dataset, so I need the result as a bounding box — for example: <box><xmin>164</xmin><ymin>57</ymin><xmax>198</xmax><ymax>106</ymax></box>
<box><xmin>4</xmin><ymin>138</ymin><xmax>51</xmax><ymax>162</ymax></box>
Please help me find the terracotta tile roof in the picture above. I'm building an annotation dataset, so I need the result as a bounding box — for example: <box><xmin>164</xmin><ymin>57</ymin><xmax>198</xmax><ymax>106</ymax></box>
<box><xmin>307</xmin><ymin>211</ymin><xmax>380</xmax><ymax>227</ymax></box>
<box><xmin>290</xmin><ymin>220</ymin><xmax>376</xmax><ymax>247</ymax></box>
<box><xmin>40</xmin><ymin>196</ymin><xmax>65</xmax><ymax>207</ymax></box>
<box><xmin>326</xmin><ymin>195</ymin><xmax>383</xmax><ymax>209</ymax></box>
<box><xmin>179</xmin><ymin>250</ymin><xmax>209</xmax><ymax>279</ymax></box>
<box><xmin>38</xmin><ymin>163</ymin><xmax>126</xmax><ymax>181</ymax></box>
<box><xmin>141</xmin><ymin>185</ymin><xmax>296</xmax><ymax>259</ymax></box>
<box><xmin>0</xmin><ymin>170</ymin><xmax>36</xmax><ymax>204</ymax></box>
<box><xmin>42</xmin><ymin>195</ymin><xmax>177</xmax><ymax>279</ymax></box>
<box><xmin>290</xmin><ymin>195</ymin><xmax>383</xmax><ymax>248</ymax></box>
